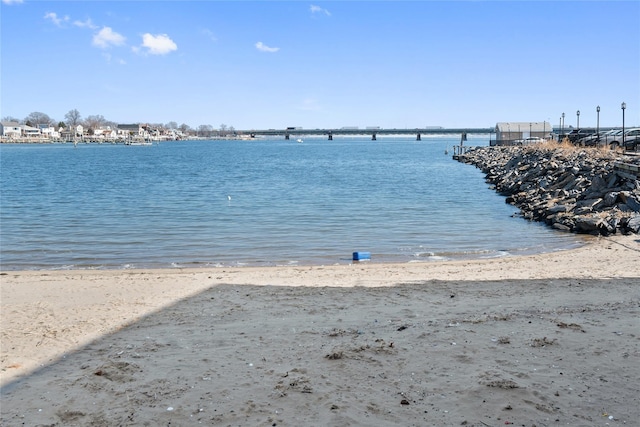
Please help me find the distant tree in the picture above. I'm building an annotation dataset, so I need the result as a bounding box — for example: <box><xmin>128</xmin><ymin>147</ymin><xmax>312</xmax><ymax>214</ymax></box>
<box><xmin>84</xmin><ymin>114</ymin><xmax>106</xmax><ymax>131</ymax></box>
<box><xmin>198</xmin><ymin>124</ymin><xmax>213</xmax><ymax>137</ymax></box>
<box><xmin>65</xmin><ymin>109</ymin><xmax>82</xmax><ymax>127</ymax></box>
<box><xmin>57</xmin><ymin>121</ymin><xmax>66</xmax><ymax>129</ymax></box>
<box><xmin>25</xmin><ymin>111</ymin><xmax>53</xmax><ymax>126</ymax></box>
<box><xmin>104</xmin><ymin>119</ymin><xmax>118</xmax><ymax>129</ymax></box>
<box><xmin>179</xmin><ymin>123</ymin><xmax>191</xmax><ymax>134</ymax></box>
<box><xmin>166</xmin><ymin>121</ymin><xmax>177</xmax><ymax>130</ymax></box>
<box><xmin>2</xmin><ymin>116</ymin><xmax>21</xmax><ymax>123</ymax></box>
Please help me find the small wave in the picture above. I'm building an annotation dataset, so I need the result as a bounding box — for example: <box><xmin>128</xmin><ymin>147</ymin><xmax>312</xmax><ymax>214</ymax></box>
<box><xmin>426</xmin><ymin>255</ymin><xmax>449</xmax><ymax>261</ymax></box>
<box><xmin>413</xmin><ymin>251</ymin><xmax>435</xmax><ymax>257</ymax></box>
<box><xmin>479</xmin><ymin>250</ymin><xmax>511</xmax><ymax>259</ymax></box>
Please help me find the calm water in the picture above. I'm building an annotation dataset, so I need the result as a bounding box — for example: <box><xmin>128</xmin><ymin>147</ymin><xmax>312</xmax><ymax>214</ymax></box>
<box><xmin>0</xmin><ymin>136</ymin><xmax>587</xmax><ymax>270</ymax></box>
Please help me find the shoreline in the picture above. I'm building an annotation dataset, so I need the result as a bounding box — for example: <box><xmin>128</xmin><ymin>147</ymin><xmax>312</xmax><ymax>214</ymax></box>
<box><xmin>0</xmin><ymin>235</ymin><xmax>590</xmax><ymax>272</ymax></box>
<box><xmin>1</xmin><ymin>234</ymin><xmax>639</xmax><ymax>425</ymax></box>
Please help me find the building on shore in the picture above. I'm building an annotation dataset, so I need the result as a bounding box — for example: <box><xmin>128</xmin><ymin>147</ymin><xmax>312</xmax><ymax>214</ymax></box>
<box><xmin>492</xmin><ymin>121</ymin><xmax>552</xmax><ymax>146</ymax></box>
<box><xmin>0</xmin><ymin>121</ymin><xmax>22</xmax><ymax>139</ymax></box>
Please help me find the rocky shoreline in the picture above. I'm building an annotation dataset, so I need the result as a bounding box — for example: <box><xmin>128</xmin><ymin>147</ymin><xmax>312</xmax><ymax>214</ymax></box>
<box><xmin>457</xmin><ymin>145</ymin><xmax>640</xmax><ymax>235</ymax></box>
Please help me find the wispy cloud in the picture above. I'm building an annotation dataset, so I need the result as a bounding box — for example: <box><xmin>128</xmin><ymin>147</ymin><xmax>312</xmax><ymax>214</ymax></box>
<box><xmin>255</xmin><ymin>41</ymin><xmax>280</xmax><ymax>53</ymax></box>
<box><xmin>201</xmin><ymin>28</ymin><xmax>218</xmax><ymax>43</ymax></box>
<box><xmin>74</xmin><ymin>18</ymin><xmax>98</xmax><ymax>30</ymax></box>
<box><xmin>92</xmin><ymin>27</ymin><xmax>126</xmax><ymax>49</ymax></box>
<box><xmin>44</xmin><ymin>12</ymin><xmax>70</xmax><ymax>27</ymax></box>
<box><xmin>2</xmin><ymin>0</ymin><xmax>24</xmax><ymax>5</ymax></box>
<box><xmin>310</xmin><ymin>5</ymin><xmax>331</xmax><ymax>16</ymax></box>
<box><xmin>101</xmin><ymin>53</ymin><xmax>127</xmax><ymax>65</ymax></box>
<box><xmin>139</xmin><ymin>33</ymin><xmax>178</xmax><ymax>55</ymax></box>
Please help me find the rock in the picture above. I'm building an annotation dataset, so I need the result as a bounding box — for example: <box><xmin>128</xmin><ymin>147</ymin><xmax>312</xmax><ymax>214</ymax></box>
<box><xmin>552</xmin><ymin>222</ymin><xmax>571</xmax><ymax>231</ymax></box>
<box><xmin>619</xmin><ymin>192</ymin><xmax>640</xmax><ymax>212</ymax></box>
<box><xmin>576</xmin><ymin>198</ymin><xmax>602</xmax><ymax>209</ymax></box>
<box><xmin>547</xmin><ymin>205</ymin><xmax>571</xmax><ymax>214</ymax></box>
<box><xmin>625</xmin><ymin>215</ymin><xmax>640</xmax><ymax>233</ymax></box>
<box><xmin>603</xmin><ymin>192</ymin><xmax>619</xmax><ymax>207</ymax></box>
<box><xmin>457</xmin><ymin>146</ymin><xmax>640</xmax><ymax>236</ymax></box>
<box><xmin>575</xmin><ymin>216</ymin><xmax>603</xmax><ymax>233</ymax></box>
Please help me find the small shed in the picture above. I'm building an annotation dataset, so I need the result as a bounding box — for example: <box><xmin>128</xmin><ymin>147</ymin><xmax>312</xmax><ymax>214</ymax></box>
<box><xmin>494</xmin><ymin>122</ymin><xmax>552</xmax><ymax>145</ymax></box>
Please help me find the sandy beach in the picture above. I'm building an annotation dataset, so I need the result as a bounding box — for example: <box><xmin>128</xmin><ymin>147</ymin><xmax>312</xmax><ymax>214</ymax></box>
<box><xmin>1</xmin><ymin>234</ymin><xmax>639</xmax><ymax>426</ymax></box>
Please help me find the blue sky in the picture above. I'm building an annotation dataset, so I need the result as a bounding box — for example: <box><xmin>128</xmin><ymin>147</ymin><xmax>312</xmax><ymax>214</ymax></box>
<box><xmin>1</xmin><ymin>0</ymin><xmax>639</xmax><ymax>130</ymax></box>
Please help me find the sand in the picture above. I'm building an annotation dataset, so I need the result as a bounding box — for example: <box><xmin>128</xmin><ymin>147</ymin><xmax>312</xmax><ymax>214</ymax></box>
<box><xmin>1</xmin><ymin>235</ymin><xmax>639</xmax><ymax>426</ymax></box>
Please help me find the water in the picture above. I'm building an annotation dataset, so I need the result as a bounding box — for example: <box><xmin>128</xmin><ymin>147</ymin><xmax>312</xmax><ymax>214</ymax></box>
<box><xmin>0</xmin><ymin>136</ymin><xmax>587</xmax><ymax>270</ymax></box>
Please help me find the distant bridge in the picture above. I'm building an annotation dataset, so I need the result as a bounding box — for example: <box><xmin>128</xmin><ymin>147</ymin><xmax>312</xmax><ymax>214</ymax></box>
<box><xmin>243</xmin><ymin>127</ymin><xmax>493</xmax><ymax>141</ymax></box>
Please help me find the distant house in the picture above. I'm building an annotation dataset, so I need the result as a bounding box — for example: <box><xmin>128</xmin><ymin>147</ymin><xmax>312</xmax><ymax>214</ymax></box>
<box><xmin>494</xmin><ymin>122</ymin><xmax>552</xmax><ymax>146</ymax></box>
<box><xmin>38</xmin><ymin>124</ymin><xmax>60</xmax><ymax>139</ymax></box>
<box><xmin>94</xmin><ymin>126</ymin><xmax>117</xmax><ymax>139</ymax></box>
<box><xmin>20</xmin><ymin>125</ymin><xmax>41</xmax><ymax>137</ymax></box>
<box><xmin>118</xmin><ymin>123</ymin><xmax>145</xmax><ymax>137</ymax></box>
<box><xmin>0</xmin><ymin>121</ymin><xmax>22</xmax><ymax>138</ymax></box>
<box><xmin>58</xmin><ymin>124</ymin><xmax>84</xmax><ymax>141</ymax></box>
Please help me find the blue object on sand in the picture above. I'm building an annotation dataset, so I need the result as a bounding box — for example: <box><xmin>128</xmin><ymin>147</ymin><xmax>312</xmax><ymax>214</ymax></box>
<box><xmin>352</xmin><ymin>251</ymin><xmax>371</xmax><ymax>261</ymax></box>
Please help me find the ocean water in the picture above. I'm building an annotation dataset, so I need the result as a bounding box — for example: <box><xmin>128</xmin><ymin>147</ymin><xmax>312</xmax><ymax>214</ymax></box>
<box><xmin>0</xmin><ymin>136</ymin><xmax>587</xmax><ymax>270</ymax></box>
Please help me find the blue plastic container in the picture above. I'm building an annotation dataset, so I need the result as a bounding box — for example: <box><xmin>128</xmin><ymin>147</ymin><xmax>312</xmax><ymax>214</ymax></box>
<box><xmin>352</xmin><ymin>251</ymin><xmax>371</xmax><ymax>261</ymax></box>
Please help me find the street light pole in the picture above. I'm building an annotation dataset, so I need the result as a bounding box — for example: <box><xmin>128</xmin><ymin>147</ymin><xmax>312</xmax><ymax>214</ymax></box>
<box><xmin>577</xmin><ymin>110</ymin><xmax>580</xmax><ymax>131</ymax></box>
<box><xmin>621</xmin><ymin>102</ymin><xmax>626</xmax><ymax>151</ymax></box>
<box><xmin>596</xmin><ymin>106</ymin><xmax>600</xmax><ymax>141</ymax></box>
<box><xmin>562</xmin><ymin>112</ymin><xmax>565</xmax><ymax>139</ymax></box>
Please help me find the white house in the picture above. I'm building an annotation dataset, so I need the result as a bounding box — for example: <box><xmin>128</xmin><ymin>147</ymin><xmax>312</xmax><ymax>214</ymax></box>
<box><xmin>94</xmin><ymin>126</ymin><xmax>117</xmax><ymax>139</ymax></box>
<box><xmin>38</xmin><ymin>125</ymin><xmax>60</xmax><ymax>139</ymax></box>
<box><xmin>0</xmin><ymin>121</ymin><xmax>22</xmax><ymax>138</ymax></box>
<box><xmin>20</xmin><ymin>125</ymin><xmax>41</xmax><ymax>137</ymax></box>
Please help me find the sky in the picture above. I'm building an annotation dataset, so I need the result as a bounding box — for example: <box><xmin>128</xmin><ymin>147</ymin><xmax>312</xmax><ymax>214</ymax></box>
<box><xmin>1</xmin><ymin>0</ymin><xmax>639</xmax><ymax>130</ymax></box>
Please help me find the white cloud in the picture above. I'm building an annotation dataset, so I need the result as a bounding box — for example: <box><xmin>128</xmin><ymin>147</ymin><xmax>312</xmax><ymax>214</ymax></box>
<box><xmin>74</xmin><ymin>18</ymin><xmax>98</xmax><ymax>30</ymax></box>
<box><xmin>255</xmin><ymin>41</ymin><xmax>280</xmax><ymax>53</ymax></box>
<box><xmin>310</xmin><ymin>5</ymin><xmax>331</xmax><ymax>16</ymax></box>
<box><xmin>44</xmin><ymin>12</ymin><xmax>69</xmax><ymax>27</ymax></box>
<box><xmin>140</xmin><ymin>33</ymin><xmax>178</xmax><ymax>55</ymax></box>
<box><xmin>93</xmin><ymin>27</ymin><xmax>126</xmax><ymax>49</ymax></box>
<box><xmin>3</xmin><ymin>0</ymin><xmax>24</xmax><ymax>5</ymax></box>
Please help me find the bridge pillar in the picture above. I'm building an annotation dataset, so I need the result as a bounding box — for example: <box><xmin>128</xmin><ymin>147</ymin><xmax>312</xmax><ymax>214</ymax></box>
<box><xmin>285</xmin><ymin>133</ymin><xmax>290</xmax><ymax>140</ymax></box>
<box><xmin>416</xmin><ymin>133</ymin><xmax>421</xmax><ymax>141</ymax></box>
<box><xmin>328</xmin><ymin>132</ymin><xmax>333</xmax><ymax>141</ymax></box>
<box><xmin>371</xmin><ymin>133</ymin><xmax>377</xmax><ymax>141</ymax></box>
